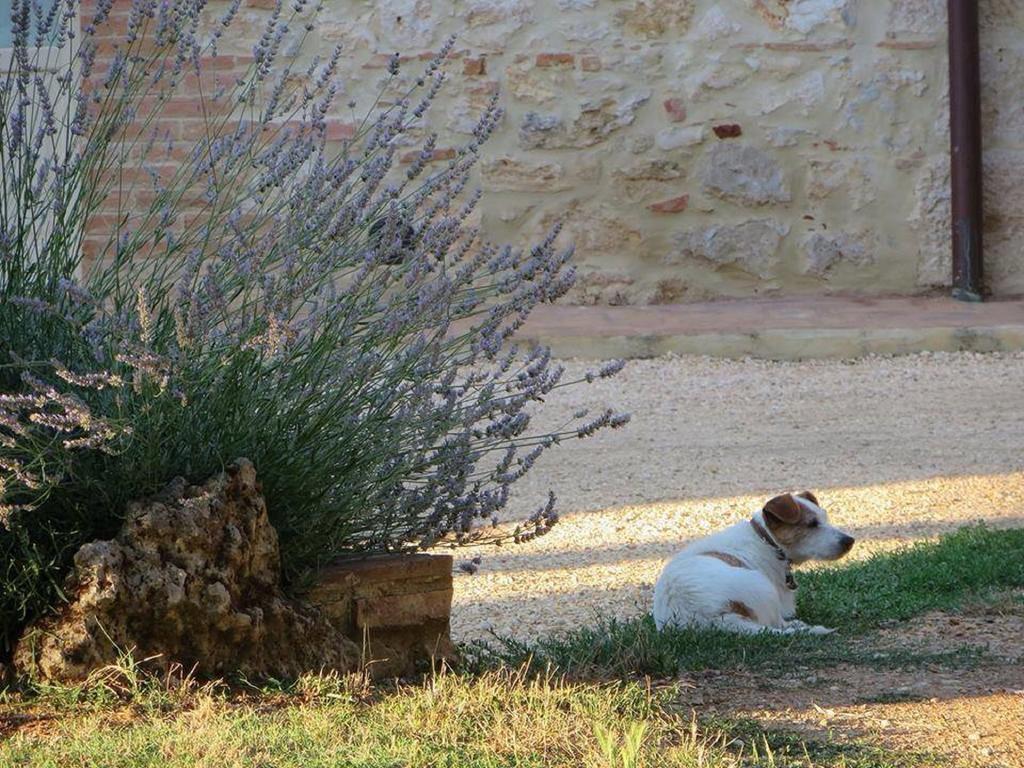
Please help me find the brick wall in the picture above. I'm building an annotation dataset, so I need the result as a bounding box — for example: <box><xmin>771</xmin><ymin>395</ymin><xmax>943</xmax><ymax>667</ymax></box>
<box><xmin>87</xmin><ymin>1</ymin><xmax>1024</xmax><ymax>304</ymax></box>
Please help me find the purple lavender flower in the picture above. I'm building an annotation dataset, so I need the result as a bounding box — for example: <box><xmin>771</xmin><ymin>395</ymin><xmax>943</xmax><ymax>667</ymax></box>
<box><xmin>0</xmin><ymin>0</ymin><xmax>629</xmax><ymax>595</ymax></box>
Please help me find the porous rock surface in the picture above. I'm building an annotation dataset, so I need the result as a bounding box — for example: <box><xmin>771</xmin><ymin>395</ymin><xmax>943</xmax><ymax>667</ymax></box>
<box><xmin>14</xmin><ymin>459</ymin><xmax>360</xmax><ymax>683</ymax></box>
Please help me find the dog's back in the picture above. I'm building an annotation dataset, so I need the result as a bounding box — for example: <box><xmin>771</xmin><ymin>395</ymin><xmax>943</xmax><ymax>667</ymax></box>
<box><xmin>652</xmin><ymin>521</ymin><xmax>783</xmax><ymax>631</ymax></box>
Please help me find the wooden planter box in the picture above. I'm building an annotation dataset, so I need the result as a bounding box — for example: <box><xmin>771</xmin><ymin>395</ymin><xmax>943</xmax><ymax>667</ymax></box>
<box><xmin>306</xmin><ymin>553</ymin><xmax>456</xmax><ymax>677</ymax></box>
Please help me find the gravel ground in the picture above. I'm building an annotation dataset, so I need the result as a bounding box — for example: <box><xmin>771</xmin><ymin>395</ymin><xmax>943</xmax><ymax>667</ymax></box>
<box><xmin>442</xmin><ymin>351</ymin><xmax>1024</xmax><ymax>643</ymax></box>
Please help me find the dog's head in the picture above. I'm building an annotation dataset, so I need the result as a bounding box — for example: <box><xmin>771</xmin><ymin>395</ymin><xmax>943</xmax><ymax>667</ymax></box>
<box><xmin>761</xmin><ymin>492</ymin><xmax>855</xmax><ymax>564</ymax></box>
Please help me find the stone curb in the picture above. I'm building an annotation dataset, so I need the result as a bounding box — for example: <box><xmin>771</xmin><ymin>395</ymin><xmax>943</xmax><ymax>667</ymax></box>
<box><xmin>515</xmin><ymin>298</ymin><xmax>1024</xmax><ymax>360</ymax></box>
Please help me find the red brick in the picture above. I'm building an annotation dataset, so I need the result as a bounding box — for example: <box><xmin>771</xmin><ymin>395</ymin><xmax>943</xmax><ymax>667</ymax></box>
<box><xmin>468</xmin><ymin>81</ymin><xmax>500</xmax><ymax>97</ymax></box>
<box><xmin>579</xmin><ymin>55</ymin><xmax>601</xmax><ymax>72</ymax></box>
<box><xmin>399</xmin><ymin>147</ymin><xmax>457</xmax><ymax>164</ymax></box>
<box><xmin>122</xmin><ymin>143</ymin><xmax>193</xmax><ymax>163</ymax></box>
<box><xmin>96</xmin><ymin>165</ymin><xmax>178</xmax><ymax>185</ymax></box>
<box><xmin>877</xmin><ymin>39</ymin><xmax>939</xmax><ymax>49</ymax></box>
<box><xmin>463</xmin><ymin>56</ymin><xmax>487</xmax><ymax>76</ymax></box>
<box><xmin>763</xmin><ymin>40</ymin><xmax>852</xmax><ymax>52</ymax></box>
<box><xmin>712</xmin><ymin>123</ymin><xmax>742</xmax><ymax>139</ymax></box>
<box><xmin>178</xmin><ymin>120</ymin><xmax>243</xmax><ymax>140</ymax></box>
<box><xmin>90</xmin><ymin>14</ymin><xmax>132</xmax><ymax>38</ymax></box>
<box><xmin>199</xmin><ymin>55</ymin><xmax>255</xmax><ymax>71</ymax></box>
<box><xmin>324</xmin><ymin>120</ymin><xmax>356</xmax><ymax>141</ymax></box>
<box><xmin>535</xmin><ymin>53</ymin><xmax>575</xmax><ymax>68</ymax></box>
<box><xmin>648</xmin><ymin>194</ymin><xmax>689</xmax><ymax>214</ymax></box>
<box><xmin>663</xmin><ymin>98</ymin><xmax>686</xmax><ymax>123</ymax></box>
<box><xmin>137</xmin><ymin>96</ymin><xmax>233</xmax><ymax>119</ymax></box>
<box><xmin>133</xmin><ymin>188</ymin><xmax>209</xmax><ymax>209</ymax></box>
<box><xmin>92</xmin><ymin>37</ymin><xmax>162</xmax><ymax>57</ymax></box>
<box><xmin>364</xmin><ymin>50</ymin><xmax>441</xmax><ymax>69</ymax></box>
<box><xmin>81</xmin><ymin>238</ymin><xmax>108</xmax><ymax>264</ymax></box>
<box><xmin>84</xmin><ymin>213</ymin><xmax>128</xmax><ymax>235</ymax></box>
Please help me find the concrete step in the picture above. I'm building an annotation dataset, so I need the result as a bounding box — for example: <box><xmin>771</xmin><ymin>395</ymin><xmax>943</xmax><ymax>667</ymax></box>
<box><xmin>517</xmin><ymin>296</ymin><xmax>1024</xmax><ymax>360</ymax></box>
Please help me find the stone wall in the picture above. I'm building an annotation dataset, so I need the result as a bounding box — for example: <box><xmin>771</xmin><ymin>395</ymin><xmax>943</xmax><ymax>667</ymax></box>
<box><xmin>96</xmin><ymin>1</ymin><xmax>1024</xmax><ymax>304</ymax></box>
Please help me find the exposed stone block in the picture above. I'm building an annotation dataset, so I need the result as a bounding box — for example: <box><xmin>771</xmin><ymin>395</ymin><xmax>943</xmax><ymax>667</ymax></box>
<box><xmin>656</xmin><ymin>125</ymin><xmax>705</xmax><ymax>150</ymax></box>
<box><xmin>701</xmin><ymin>144</ymin><xmax>791</xmax><ymax>206</ymax></box>
<box><xmin>801</xmin><ymin>231</ymin><xmax>874</xmax><ymax>277</ymax></box>
<box><xmin>910</xmin><ymin>157</ymin><xmax>951</xmax><ymax>288</ymax></box>
<box><xmin>886</xmin><ymin>0</ymin><xmax>945</xmax><ymax>40</ymax></box>
<box><xmin>669</xmin><ymin>220</ymin><xmax>789</xmax><ymax>278</ymax></box>
<box><xmin>311</xmin><ymin>553</ymin><xmax>456</xmax><ymax>677</ymax></box>
<box><xmin>463</xmin><ymin>56</ymin><xmax>487</xmax><ymax>76</ymax></box>
<box><xmin>616</xmin><ymin>0</ymin><xmax>696</xmax><ymax>38</ymax></box>
<box><xmin>481</xmin><ymin>156</ymin><xmax>571</xmax><ymax>192</ymax></box>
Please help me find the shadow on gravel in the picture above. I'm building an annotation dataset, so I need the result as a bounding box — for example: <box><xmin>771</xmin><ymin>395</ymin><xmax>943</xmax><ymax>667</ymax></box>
<box><xmin>457</xmin><ymin>514</ymin><xmax>1024</xmax><ymax>576</ymax></box>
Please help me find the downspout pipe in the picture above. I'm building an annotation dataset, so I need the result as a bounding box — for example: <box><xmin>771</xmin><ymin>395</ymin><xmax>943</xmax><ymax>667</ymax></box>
<box><xmin>947</xmin><ymin>0</ymin><xmax>984</xmax><ymax>302</ymax></box>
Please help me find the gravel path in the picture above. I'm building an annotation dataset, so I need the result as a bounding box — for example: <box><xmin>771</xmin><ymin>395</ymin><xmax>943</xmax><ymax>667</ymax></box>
<box><xmin>444</xmin><ymin>352</ymin><xmax>1024</xmax><ymax>643</ymax></box>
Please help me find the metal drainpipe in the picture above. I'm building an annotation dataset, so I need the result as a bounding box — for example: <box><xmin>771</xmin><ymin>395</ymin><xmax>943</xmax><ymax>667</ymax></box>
<box><xmin>947</xmin><ymin>0</ymin><xmax>984</xmax><ymax>302</ymax></box>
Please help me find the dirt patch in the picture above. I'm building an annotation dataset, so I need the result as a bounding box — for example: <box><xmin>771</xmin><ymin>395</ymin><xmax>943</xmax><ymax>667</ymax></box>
<box><xmin>678</xmin><ymin>596</ymin><xmax>1024</xmax><ymax>768</ymax></box>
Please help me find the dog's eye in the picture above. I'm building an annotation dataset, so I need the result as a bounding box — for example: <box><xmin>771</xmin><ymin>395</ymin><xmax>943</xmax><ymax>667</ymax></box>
<box><xmin>808</xmin><ymin>520</ymin><xmax>819</xmax><ymax>528</ymax></box>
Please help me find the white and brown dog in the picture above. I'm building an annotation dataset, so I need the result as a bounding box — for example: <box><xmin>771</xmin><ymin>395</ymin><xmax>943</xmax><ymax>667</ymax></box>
<box><xmin>652</xmin><ymin>492</ymin><xmax>854</xmax><ymax>635</ymax></box>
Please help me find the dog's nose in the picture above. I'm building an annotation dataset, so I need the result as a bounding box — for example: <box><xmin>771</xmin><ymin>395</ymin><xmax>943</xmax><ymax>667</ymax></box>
<box><xmin>839</xmin><ymin>534</ymin><xmax>855</xmax><ymax>552</ymax></box>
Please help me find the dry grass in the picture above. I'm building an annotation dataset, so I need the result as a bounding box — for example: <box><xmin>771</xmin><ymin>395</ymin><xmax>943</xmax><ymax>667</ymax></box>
<box><xmin>1</xmin><ymin>665</ymin><xmax>946</xmax><ymax>768</ymax></box>
<box><xmin>1</xmin><ymin>667</ymin><xmax>734</xmax><ymax>767</ymax></box>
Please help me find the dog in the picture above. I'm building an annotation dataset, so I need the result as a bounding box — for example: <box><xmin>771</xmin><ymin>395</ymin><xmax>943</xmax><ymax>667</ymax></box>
<box><xmin>652</xmin><ymin>492</ymin><xmax>855</xmax><ymax>635</ymax></box>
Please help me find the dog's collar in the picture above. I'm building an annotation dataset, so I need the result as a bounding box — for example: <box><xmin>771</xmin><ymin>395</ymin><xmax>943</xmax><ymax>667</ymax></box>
<box><xmin>750</xmin><ymin>516</ymin><xmax>797</xmax><ymax>591</ymax></box>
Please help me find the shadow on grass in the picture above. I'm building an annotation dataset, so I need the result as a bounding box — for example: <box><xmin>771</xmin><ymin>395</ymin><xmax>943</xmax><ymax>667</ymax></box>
<box><xmin>466</xmin><ymin>525</ymin><xmax>1024</xmax><ymax>679</ymax></box>
<box><xmin>709</xmin><ymin>718</ymin><xmax>946</xmax><ymax>768</ymax></box>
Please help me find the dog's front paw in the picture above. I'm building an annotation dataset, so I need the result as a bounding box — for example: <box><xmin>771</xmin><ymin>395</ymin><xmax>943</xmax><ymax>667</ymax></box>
<box><xmin>783</xmin><ymin>620</ymin><xmax>835</xmax><ymax>635</ymax></box>
<box><xmin>805</xmin><ymin>625</ymin><xmax>835</xmax><ymax>636</ymax></box>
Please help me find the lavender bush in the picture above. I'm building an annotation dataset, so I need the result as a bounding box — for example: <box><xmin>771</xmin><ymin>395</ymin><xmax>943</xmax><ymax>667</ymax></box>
<box><xmin>0</xmin><ymin>0</ymin><xmax>628</xmax><ymax>654</ymax></box>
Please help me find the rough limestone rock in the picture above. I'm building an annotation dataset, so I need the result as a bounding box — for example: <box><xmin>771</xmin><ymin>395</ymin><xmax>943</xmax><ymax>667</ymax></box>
<box><xmin>801</xmin><ymin>231</ymin><xmax>874</xmax><ymax>277</ymax></box>
<box><xmin>910</xmin><ymin>156</ymin><xmax>951</xmax><ymax>288</ymax></box>
<box><xmin>701</xmin><ymin>144</ymin><xmax>791</xmax><ymax>206</ymax></box>
<box><xmin>518</xmin><ymin>92</ymin><xmax>650</xmax><ymax>150</ymax></box>
<box><xmin>481</xmin><ymin>156</ymin><xmax>571</xmax><ymax>192</ymax></box>
<box><xmin>13</xmin><ymin>460</ymin><xmax>360</xmax><ymax>683</ymax></box>
<box><xmin>617</xmin><ymin>0</ymin><xmax>695</xmax><ymax>38</ymax></box>
<box><xmin>886</xmin><ymin>0</ymin><xmax>945</xmax><ymax>39</ymax></box>
<box><xmin>669</xmin><ymin>220</ymin><xmax>788</xmax><ymax>279</ymax></box>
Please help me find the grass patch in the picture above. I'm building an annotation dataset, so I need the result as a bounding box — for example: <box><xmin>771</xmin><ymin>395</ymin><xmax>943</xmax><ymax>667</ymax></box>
<box><xmin>0</xmin><ymin>670</ymin><xmax>947</xmax><ymax>768</ymax></box>
<box><xmin>797</xmin><ymin>525</ymin><xmax>1024</xmax><ymax>631</ymax></box>
<box><xmin>465</xmin><ymin>614</ymin><xmax>987</xmax><ymax>679</ymax></box>
<box><xmin>469</xmin><ymin>525</ymin><xmax>1022</xmax><ymax>678</ymax></box>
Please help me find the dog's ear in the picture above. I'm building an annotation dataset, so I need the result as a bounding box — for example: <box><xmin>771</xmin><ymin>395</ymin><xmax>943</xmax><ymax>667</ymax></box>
<box><xmin>796</xmin><ymin>490</ymin><xmax>819</xmax><ymax>507</ymax></box>
<box><xmin>763</xmin><ymin>494</ymin><xmax>803</xmax><ymax>524</ymax></box>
